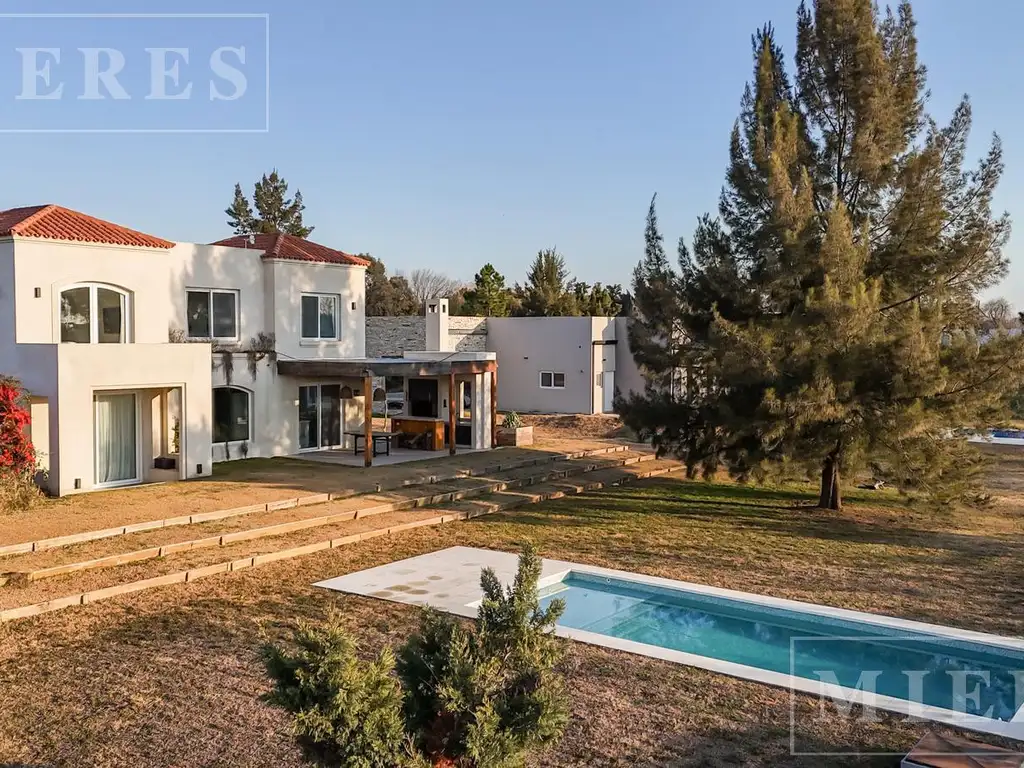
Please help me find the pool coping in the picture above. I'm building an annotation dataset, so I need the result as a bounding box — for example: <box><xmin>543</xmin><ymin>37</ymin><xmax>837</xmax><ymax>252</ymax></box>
<box><xmin>315</xmin><ymin>546</ymin><xmax>1024</xmax><ymax>741</ymax></box>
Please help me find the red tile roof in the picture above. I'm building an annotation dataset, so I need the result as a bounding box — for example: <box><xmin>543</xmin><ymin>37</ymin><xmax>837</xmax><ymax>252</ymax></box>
<box><xmin>211</xmin><ymin>233</ymin><xmax>370</xmax><ymax>267</ymax></box>
<box><xmin>0</xmin><ymin>204</ymin><xmax>174</xmax><ymax>249</ymax></box>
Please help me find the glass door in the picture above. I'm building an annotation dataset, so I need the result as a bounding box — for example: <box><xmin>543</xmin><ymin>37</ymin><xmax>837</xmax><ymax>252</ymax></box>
<box><xmin>298</xmin><ymin>386</ymin><xmax>319</xmax><ymax>450</ymax></box>
<box><xmin>321</xmin><ymin>385</ymin><xmax>342</xmax><ymax>449</ymax></box>
<box><xmin>94</xmin><ymin>393</ymin><xmax>138</xmax><ymax>486</ymax></box>
<box><xmin>299</xmin><ymin>384</ymin><xmax>344</xmax><ymax>450</ymax></box>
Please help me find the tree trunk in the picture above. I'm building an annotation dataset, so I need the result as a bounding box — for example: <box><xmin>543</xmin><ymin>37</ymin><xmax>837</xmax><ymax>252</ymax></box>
<box><xmin>818</xmin><ymin>453</ymin><xmax>842</xmax><ymax>511</ymax></box>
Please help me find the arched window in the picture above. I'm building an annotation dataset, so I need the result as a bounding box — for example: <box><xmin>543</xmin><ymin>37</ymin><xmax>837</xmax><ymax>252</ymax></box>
<box><xmin>213</xmin><ymin>387</ymin><xmax>251</xmax><ymax>443</ymax></box>
<box><xmin>60</xmin><ymin>284</ymin><xmax>130</xmax><ymax>344</ymax></box>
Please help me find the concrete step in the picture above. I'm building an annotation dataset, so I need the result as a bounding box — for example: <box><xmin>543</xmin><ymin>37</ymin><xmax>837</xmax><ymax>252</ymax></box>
<box><xmin>0</xmin><ymin>444</ymin><xmax>642</xmax><ymax>558</ymax></box>
<box><xmin>0</xmin><ymin>451</ymin><xmax>656</xmax><ymax>587</ymax></box>
<box><xmin>0</xmin><ymin>456</ymin><xmax>685</xmax><ymax>623</ymax></box>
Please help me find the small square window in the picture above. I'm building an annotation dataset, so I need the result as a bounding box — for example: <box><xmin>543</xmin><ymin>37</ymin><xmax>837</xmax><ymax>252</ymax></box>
<box><xmin>540</xmin><ymin>371</ymin><xmax>565</xmax><ymax>389</ymax></box>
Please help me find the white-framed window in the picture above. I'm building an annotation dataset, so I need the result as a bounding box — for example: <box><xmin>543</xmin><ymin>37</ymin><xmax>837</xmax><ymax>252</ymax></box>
<box><xmin>301</xmin><ymin>293</ymin><xmax>340</xmax><ymax>341</ymax></box>
<box><xmin>186</xmin><ymin>289</ymin><xmax>238</xmax><ymax>340</ymax></box>
<box><xmin>60</xmin><ymin>283</ymin><xmax>131</xmax><ymax>344</ymax></box>
<box><xmin>539</xmin><ymin>371</ymin><xmax>566</xmax><ymax>389</ymax></box>
<box><xmin>213</xmin><ymin>386</ymin><xmax>251</xmax><ymax>443</ymax></box>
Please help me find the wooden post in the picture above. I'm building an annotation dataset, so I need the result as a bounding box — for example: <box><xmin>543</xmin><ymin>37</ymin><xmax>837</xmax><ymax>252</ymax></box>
<box><xmin>363</xmin><ymin>374</ymin><xmax>373</xmax><ymax>467</ymax></box>
<box><xmin>490</xmin><ymin>364</ymin><xmax>498</xmax><ymax>448</ymax></box>
<box><xmin>448</xmin><ymin>372</ymin><xmax>457</xmax><ymax>455</ymax></box>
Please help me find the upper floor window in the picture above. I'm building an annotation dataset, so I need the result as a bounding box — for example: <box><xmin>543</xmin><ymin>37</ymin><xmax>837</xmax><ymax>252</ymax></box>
<box><xmin>301</xmin><ymin>293</ymin><xmax>339</xmax><ymax>341</ymax></box>
<box><xmin>187</xmin><ymin>289</ymin><xmax>238</xmax><ymax>340</ymax></box>
<box><xmin>539</xmin><ymin>371</ymin><xmax>566</xmax><ymax>389</ymax></box>
<box><xmin>60</xmin><ymin>284</ymin><xmax>130</xmax><ymax>344</ymax></box>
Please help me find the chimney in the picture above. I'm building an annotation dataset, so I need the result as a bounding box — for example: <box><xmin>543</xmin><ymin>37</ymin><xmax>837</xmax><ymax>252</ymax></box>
<box><xmin>425</xmin><ymin>297</ymin><xmax>451</xmax><ymax>352</ymax></box>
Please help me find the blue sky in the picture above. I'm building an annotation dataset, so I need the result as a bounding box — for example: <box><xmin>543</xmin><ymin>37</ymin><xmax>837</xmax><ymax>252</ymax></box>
<box><xmin>1</xmin><ymin>1</ymin><xmax>1022</xmax><ymax>303</ymax></box>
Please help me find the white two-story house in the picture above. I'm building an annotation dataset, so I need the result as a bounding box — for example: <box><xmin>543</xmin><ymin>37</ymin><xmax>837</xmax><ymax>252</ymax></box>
<box><xmin>0</xmin><ymin>204</ymin><xmax>497</xmax><ymax>497</ymax></box>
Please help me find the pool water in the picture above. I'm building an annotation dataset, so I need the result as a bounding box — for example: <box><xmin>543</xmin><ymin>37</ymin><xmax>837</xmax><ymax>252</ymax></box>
<box><xmin>539</xmin><ymin>573</ymin><xmax>1024</xmax><ymax>721</ymax></box>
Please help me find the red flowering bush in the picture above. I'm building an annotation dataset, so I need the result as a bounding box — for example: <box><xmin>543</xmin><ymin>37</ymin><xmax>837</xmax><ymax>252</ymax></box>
<box><xmin>0</xmin><ymin>377</ymin><xmax>39</xmax><ymax>511</ymax></box>
<box><xmin>0</xmin><ymin>378</ymin><xmax>34</xmax><ymax>475</ymax></box>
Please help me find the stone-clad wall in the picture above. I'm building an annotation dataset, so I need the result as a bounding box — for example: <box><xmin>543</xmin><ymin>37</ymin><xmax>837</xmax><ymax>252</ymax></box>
<box><xmin>448</xmin><ymin>316</ymin><xmax>488</xmax><ymax>352</ymax></box>
<box><xmin>365</xmin><ymin>315</ymin><xmax>487</xmax><ymax>357</ymax></box>
<box><xmin>365</xmin><ymin>316</ymin><xmax>425</xmax><ymax>357</ymax></box>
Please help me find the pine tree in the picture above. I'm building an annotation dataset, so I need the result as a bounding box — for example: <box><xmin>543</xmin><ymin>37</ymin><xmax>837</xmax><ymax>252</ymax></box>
<box><xmin>462</xmin><ymin>263</ymin><xmax>513</xmax><ymax>317</ymax></box>
<box><xmin>225</xmin><ymin>170</ymin><xmax>313</xmax><ymax>237</ymax></box>
<box><xmin>514</xmin><ymin>249</ymin><xmax>578</xmax><ymax>317</ymax></box>
<box><xmin>396</xmin><ymin>544</ymin><xmax>568</xmax><ymax>767</ymax></box>
<box><xmin>621</xmin><ymin>0</ymin><xmax>1024</xmax><ymax>510</ymax></box>
<box><xmin>262</xmin><ymin>616</ymin><xmax>407</xmax><ymax>767</ymax></box>
<box><xmin>225</xmin><ymin>183</ymin><xmax>255</xmax><ymax>235</ymax></box>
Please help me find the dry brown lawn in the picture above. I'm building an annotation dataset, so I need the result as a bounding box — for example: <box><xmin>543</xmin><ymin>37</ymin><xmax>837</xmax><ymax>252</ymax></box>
<box><xmin>0</xmin><ymin>446</ymin><xmax>1022</xmax><ymax>766</ymax></box>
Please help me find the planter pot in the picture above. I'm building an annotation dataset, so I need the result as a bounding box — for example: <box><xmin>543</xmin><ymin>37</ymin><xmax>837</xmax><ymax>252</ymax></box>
<box><xmin>497</xmin><ymin>426</ymin><xmax>534</xmax><ymax>447</ymax></box>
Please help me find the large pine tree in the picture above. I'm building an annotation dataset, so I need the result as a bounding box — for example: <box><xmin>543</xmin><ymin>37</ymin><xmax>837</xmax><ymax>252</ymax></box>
<box><xmin>621</xmin><ymin>0</ymin><xmax>1024</xmax><ymax>510</ymax></box>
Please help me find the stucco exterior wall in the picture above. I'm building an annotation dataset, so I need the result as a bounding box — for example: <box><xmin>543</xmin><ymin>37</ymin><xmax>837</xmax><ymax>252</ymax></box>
<box><xmin>7</xmin><ymin>343</ymin><xmax>212</xmax><ymax>495</ymax></box>
<box><xmin>613</xmin><ymin>317</ymin><xmax>647</xmax><ymax>404</ymax></box>
<box><xmin>167</xmin><ymin>243</ymin><xmax>266</xmax><ymax>343</ymax></box>
<box><xmin>209</xmin><ymin>360</ymin><xmax>365</xmax><ymax>461</ymax></box>
<box><xmin>167</xmin><ymin>244</ymin><xmax>367</xmax><ymax>359</ymax></box>
<box><xmin>486</xmin><ymin>317</ymin><xmax>598</xmax><ymax>414</ymax></box>
<box><xmin>12</xmin><ymin>239</ymin><xmax>175</xmax><ymax>345</ymax></box>
<box><xmin>268</xmin><ymin>259</ymin><xmax>366</xmax><ymax>360</ymax></box>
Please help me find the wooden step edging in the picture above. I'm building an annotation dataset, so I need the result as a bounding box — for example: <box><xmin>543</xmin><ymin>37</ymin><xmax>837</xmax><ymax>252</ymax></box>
<box><xmin>0</xmin><ymin>463</ymin><xmax>686</xmax><ymax>623</ymax></box>
<box><xmin>0</xmin><ymin>445</ymin><xmax>636</xmax><ymax>558</ymax></box>
<box><xmin>2</xmin><ymin>453</ymin><xmax>656</xmax><ymax>586</ymax></box>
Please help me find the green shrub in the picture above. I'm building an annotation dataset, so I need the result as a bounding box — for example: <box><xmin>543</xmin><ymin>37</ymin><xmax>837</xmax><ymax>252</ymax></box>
<box><xmin>262</xmin><ymin>614</ymin><xmax>407</xmax><ymax>768</ymax></box>
<box><xmin>502</xmin><ymin>411</ymin><xmax>523</xmax><ymax>430</ymax></box>
<box><xmin>397</xmin><ymin>544</ymin><xmax>569</xmax><ymax>767</ymax></box>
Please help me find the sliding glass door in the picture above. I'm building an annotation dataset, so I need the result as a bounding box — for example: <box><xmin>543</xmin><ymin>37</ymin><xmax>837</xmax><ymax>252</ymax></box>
<box><xmin>299</xmin><ymin>384</ymin><xmax>343</xmax><ymax>451</ymax></box>
<box><xmin>321</xmin><ymin>385</ymin><xmax>342</xmax><ymax>449</ymax></box>
<box><xmin>94</xmin><ymin>393</ymin><xmax>138</xmax><ymax>487</ymax></box>
<box><xmin>298</xmin><ymin>386</ymin><xmax>319</xmax><ymax>450</ymax></box>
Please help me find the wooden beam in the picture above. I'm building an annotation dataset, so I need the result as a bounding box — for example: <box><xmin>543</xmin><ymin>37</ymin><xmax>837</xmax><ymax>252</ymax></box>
<box><xmin>277</xmin><ymin>359</ymin><xmax>497</xmax><ymax>379</ymax></box>
<box><xmin>363</xmin><ymin>375</ymin><xmax>373</xmax><ymax>468</ymax></box>
<box><xmin>448</xmin><ymin>373</ymin><xmax>457</xmax><ymax>456</ymax></box>
<box><xmin>490</xmin><ymin>366</ymin><xmax>498</xmax><ymax>448</ymax></box>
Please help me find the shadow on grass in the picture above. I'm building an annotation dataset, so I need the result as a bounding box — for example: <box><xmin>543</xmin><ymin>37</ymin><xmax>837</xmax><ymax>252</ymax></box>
<box><xmin>471</xmin><ymin>476</ymin><xmax>1020</xmax><ymax>562</ymax></box>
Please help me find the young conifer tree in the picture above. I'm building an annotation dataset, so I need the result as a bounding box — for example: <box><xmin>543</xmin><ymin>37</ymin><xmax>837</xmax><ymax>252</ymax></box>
<box><xmin>621</xmin><ymin>1</ymin><xmax>1024</xmax><ymax>509</ymax></box>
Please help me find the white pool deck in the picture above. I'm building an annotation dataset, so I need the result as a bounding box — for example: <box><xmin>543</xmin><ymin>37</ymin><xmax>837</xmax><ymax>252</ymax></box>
<box><xmin>315</xmin><ymin>546</ymin><xmax>1024</xmax><ymax>741</ymax></box>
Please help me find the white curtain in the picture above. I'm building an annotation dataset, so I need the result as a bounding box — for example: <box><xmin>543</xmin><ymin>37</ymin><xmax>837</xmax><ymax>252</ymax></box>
<box><xmin>96</xmin><ymin>394</ymin><xmax>137</xmax><ymax>484</ymax></box>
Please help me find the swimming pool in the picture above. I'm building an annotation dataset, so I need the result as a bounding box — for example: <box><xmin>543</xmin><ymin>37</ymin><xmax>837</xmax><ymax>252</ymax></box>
<box><xmin>539</xmin><ymin>571</ymin><xmax>1024</xmax><ymax>736</ymax></box>
<box><xmin>315</xmin><ymin>546</ymin><xmax>1024</xmax><ymax>740</ymax></box>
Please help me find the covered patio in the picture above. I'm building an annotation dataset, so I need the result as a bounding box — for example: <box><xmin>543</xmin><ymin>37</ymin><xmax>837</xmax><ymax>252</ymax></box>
<box><xmin>277</xmin><ymin>352</ymin><xmax>497</xmax><ymax>467</ymax></box>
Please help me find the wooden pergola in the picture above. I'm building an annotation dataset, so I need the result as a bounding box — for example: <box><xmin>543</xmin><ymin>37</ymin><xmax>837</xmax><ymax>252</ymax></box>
<box><xmin>277</xmin><ymin>358</ymin><xmax>498</xmax><ymax>467</ymax></box>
